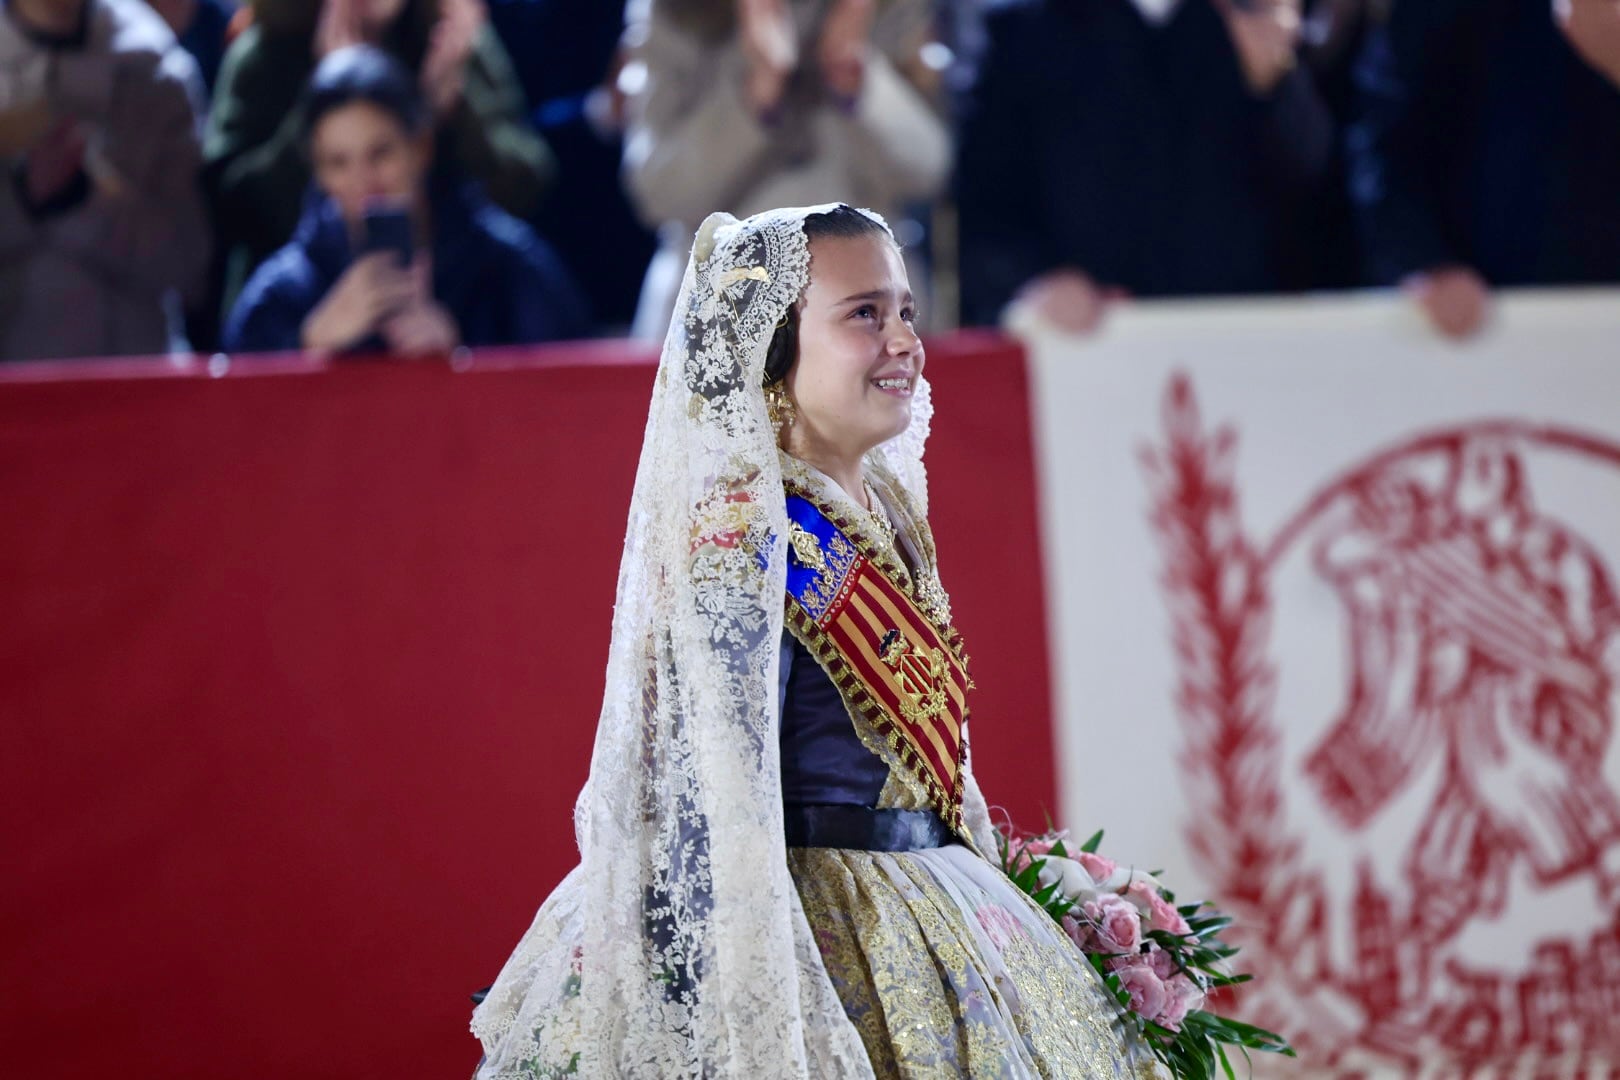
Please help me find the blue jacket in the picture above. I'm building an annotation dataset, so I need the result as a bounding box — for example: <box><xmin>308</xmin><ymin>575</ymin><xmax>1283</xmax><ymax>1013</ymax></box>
<box><xmin>224</xmin><ymin>178</ymin><xmax>588</xmax><ymax>354</ymax></box>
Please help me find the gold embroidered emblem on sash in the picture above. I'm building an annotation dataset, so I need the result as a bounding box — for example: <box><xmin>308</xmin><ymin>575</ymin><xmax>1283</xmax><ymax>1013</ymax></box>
<box><xmin>878</xmin><ymin>629</ymin><xmax>950</xmax><ymax>728</ymax></box>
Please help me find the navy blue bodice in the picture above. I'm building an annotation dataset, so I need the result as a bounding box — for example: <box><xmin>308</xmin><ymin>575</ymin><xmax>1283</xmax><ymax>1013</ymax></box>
<box><xmin>778</xmin><ymin>631</ymin><xmax>889</xmax><ymax>806</ymax></box>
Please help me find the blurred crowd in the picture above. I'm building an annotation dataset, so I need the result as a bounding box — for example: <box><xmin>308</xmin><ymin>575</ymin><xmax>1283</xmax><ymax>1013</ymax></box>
<box><xmin>3</xmin><ymin>0</ymin><xmax>1619</xmax><ymax>361</ymax></box>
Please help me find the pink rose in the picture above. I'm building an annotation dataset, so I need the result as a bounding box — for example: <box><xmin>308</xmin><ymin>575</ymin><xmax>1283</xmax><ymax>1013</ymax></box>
<box><xmin>1156</xmin><ymin>973</ymin><xmax>1206</xmax><ymax>1032</ymax></box>
<box><xmin>1077</xmin><ymin>851</ymin><xmax>1118</xmax><ymax>882</ymax></box>
<box><xmin>1082</xmin><ymin>893</ymin><xmax>1143</xmax><ymax>954</ymax></box>
<box><xmin>1061</xmin><ymin>913</ymin><xmax>1090</xmax><ymax>950</ymax></box>
<box><xmin>1111</xmin><ymin>957</ymin><xmax>1168</xmax><ymax>1020</ymax></box>
<box><xmin>1145</xmin><ymin>943</ymin><xmax>1175</xmax><ymax>981</ymax></box>
<box><xmin>1022</xmin><ymin>830</ymin><xmax>1068</xmax><ymax>858</ymax></box>
<box><xmin>1127</xmin><ymin>880</ymin><xmax>1192</xmax><ymax>936</ymax></box>
<box><xmin>975</xmin><ymin>904</ymin><xmax>1025</xmax><ymax>950</ymax></box>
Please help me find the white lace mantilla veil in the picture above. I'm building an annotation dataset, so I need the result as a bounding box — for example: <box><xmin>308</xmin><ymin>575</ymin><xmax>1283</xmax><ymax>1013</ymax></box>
<box><xmin>471</xmin><ymin>204</ymin><xmax>1002</xmax><ymax>1078</ymax></box>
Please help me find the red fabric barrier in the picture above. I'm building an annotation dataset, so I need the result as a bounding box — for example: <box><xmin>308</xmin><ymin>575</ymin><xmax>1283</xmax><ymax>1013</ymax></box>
<box><xmin>0</xmin><ymin>332</ymin><xmax>1053</xmax><ymax>1078</ymax></box>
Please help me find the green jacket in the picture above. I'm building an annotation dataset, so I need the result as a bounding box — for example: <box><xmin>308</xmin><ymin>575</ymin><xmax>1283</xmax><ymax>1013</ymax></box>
<box><xmin>203</xmin><ymin>0</ymin><xmax>553</xmax><ymax>312</ymax></box>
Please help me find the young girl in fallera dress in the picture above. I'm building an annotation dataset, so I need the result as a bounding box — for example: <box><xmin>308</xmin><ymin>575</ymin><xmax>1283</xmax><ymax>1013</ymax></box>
<box><xmin>471</xmin><ymin>205</ymin><xmax>1155</xmax><ymax>1078</ymax></box>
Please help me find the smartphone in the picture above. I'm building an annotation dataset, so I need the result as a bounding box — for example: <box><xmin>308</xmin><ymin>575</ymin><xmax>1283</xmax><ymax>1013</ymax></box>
<box><xmin>361</xmin><ymin>204</ymin><xmax>414</xmax><ymax>267</ymax></box>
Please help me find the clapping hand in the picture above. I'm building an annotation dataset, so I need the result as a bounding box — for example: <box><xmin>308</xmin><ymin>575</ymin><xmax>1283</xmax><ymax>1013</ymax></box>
<box><xmin>737</xmin><ymin>0</ymin><xmax>797</xmax><ymax>114</ymax></box>
<box><xmin>21</xmin><ymin>117</ymin><xmax>87</xmax><ymax>206</ymax></box>
<box><xmin>0</xmin><ymin>100</ymin><xmax>53</xmax><ymax>157</ymax></box>
<box><xmin>817</xmin><ymin>0</ymin><xmax>876</xmax><ymax>102</ymax></box>
<box><xmin>1556</xmin><ymin>0</ymin><xmax>1620</xmax><ymax>89</ymax></box>
<box><xmin>315</xmin><ymin>0</ymin><xmax>366</xmax><ymax>58</ymax></box>
<box><xmin>1213</xmin><ymin>0</ymin><xmax>1303</xmax><ymax>96</ymax></box>
<box><xmin>422</xmin><ymin>0</ymin><xmax>486</xmax><ymax>118</ymax></box>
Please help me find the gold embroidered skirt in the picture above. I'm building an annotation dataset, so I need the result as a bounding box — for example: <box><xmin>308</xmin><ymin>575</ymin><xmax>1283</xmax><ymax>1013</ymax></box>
<box><xmin>789</xmin><ymin>844</ymin><xmax>1155</xmax><ymax>1079</ymax></box>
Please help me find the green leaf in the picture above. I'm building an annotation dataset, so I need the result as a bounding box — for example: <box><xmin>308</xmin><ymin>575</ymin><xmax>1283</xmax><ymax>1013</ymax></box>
<box><xmin>1204</xmin><ymin>973</ymin><xmax>1252</xmax><ymax>989</ymax></box>
<box><xmin>1211</xmin><ymin>1016</ymin><xmax>1289</xmax><ymax>1041</ymax></box>
<box><xmin>1080</xmin><ymin>829</ymin><xmax>1104</xmax><ymax>854</ymax></box>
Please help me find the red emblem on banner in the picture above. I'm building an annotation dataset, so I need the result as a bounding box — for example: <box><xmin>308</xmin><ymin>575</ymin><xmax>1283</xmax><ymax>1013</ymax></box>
<box><xmin>1143</xmin><ymin>374</ymin><xmax>1620</xmax><ymax>1074</ymax></box>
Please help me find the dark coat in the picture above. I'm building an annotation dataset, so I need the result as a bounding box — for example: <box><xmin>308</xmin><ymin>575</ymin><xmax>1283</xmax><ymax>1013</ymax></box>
<box><xmin>177</xmin><ymin>0</ymin><xmax>235</xmax><ymax>96</ymax></box>
<box><xmin>1347</xmin><ymin>0</ymin><xmax>1620</xmax><ymax>286</ymax></box>
<box><xmin>956</xmin><ymin>0</ymin><xmax>1334</xmax><ymax>325</ymax></box>
<box><xmin>223</xmin><ymin>179</ymin><xmax>587</xmax><ymax>353</ymax></box>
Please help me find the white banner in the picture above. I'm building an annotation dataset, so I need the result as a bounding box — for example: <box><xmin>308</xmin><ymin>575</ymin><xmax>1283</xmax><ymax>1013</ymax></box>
<box><xmin>1019</xmin><ymin>291</ymin><xmax>1620</xmax><ymax>1076</ymax></box>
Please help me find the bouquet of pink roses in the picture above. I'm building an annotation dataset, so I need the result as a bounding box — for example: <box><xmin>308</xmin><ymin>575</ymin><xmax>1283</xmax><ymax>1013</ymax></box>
<box><xmin>997</xmin><ymin>826</ymin><xmax>1292</xmax><ymax>1079</ymax></box>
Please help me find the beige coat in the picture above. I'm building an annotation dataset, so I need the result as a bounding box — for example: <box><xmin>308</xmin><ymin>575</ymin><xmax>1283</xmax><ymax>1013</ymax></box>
<box><xmin>621</xmin><ymin>0</ymin><xmax>951</xmax><ymax>340</ymax></box>
<box><xmin>0</xmin><ymin>0</ymin><xmax>208</xmax><ymax>361</ymax></box>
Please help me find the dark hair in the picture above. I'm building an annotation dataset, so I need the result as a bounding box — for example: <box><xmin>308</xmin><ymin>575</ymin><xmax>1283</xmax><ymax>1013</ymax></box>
<box><xmin>762</xmin><ymin>206</ymin><xmax>893</xmax><ymax>386</ymax></box>
<box><xmin>301</xmin><ymin>45</ymin><xmax>427</xmax><ymax>146</ymax></box>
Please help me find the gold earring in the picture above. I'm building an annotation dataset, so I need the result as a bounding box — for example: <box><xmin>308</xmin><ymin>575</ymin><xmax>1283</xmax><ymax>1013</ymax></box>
<box><xmin>765</xmin><ymin>382</ymin><xmax>795</xmax><ymax>429</ymax></box>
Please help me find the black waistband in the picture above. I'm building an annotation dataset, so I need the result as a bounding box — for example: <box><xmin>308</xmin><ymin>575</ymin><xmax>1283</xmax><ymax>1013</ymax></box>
<box><xmin>784</xmin><ymin>803</ymin><xmax>956</xmax><ymax>852</ymax></box>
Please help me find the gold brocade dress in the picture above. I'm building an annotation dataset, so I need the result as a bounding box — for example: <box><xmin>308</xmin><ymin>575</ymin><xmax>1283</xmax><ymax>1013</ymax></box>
<box><xmin>778</xmin><ymin>459</ymin><xmax>1154</xmax><ymax>1079</ymax></box>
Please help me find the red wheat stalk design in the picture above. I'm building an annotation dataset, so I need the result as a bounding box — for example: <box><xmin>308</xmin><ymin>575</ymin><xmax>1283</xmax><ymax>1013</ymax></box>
<box><xmin>1141</xmin><ymin>374</ymin><xmax>1297</xmax><ymax>916</ymax></box>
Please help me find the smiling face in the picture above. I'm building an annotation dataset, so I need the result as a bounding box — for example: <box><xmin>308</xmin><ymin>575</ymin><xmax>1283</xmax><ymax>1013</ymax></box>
<box><xmin>784</xmin><ymin>232</ymin><xmax>923</xmax><ymax>468</ymax></box>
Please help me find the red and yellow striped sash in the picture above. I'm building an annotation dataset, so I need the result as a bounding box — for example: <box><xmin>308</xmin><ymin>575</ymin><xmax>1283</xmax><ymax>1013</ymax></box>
<box><xmin>782</xmin><ymin>488</ymin><xmax>971</xmax><ymax>830</ymax></box>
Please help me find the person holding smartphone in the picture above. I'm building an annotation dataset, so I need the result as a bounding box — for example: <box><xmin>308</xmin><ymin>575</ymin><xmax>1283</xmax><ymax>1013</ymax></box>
<box><xmin>204</xmin><ymin>0</ymin><xmax>552</xmax><ymax>331</ymax></box>
<box><xmin>223</xmin><ymin>44</ymin><xmax>586</xmax><ymax>356</ymax></box>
